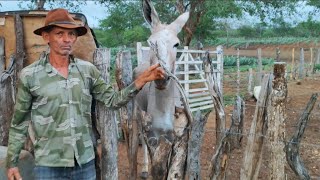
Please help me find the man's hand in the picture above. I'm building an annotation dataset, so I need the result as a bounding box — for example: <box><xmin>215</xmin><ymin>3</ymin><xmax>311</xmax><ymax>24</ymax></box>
<box><xmin>7</xmin><ymin>167</ymin><xmax>22</xmax><ymax>180</ymax></box>
<box><xmin>134</xmin><ymin>63</ymin><xmax>166</xmax><ymax>89</ymax></box>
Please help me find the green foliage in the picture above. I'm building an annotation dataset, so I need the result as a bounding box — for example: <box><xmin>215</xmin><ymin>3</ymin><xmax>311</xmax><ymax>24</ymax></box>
<box><xmin>95</xmin><ymin>1</ymin><xmax>149</xmax><ymax>47</ymax></box>
<box><xmin>314</xmin><ymin>64</ymin><xmax>320</xmax><ymax>71</ymax></box>
<box><xmin>206</xmin><ymin>37</ymin><xmax>320</xmax><ymax>47</ymax></box>
<box><xmin>224</xmin><ymin>56</ymin><xmax>274</xmax><ymax>67</ymax></box>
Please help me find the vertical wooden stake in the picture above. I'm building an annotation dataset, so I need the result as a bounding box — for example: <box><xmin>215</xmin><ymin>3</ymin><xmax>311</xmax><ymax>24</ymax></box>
<box><xmin>93</xmin><ymin>48</ymin><xmax>118</xmax><ymax>180</ymax></box>
<box><xmin>248</xmin><ymin>68</ymin><xmax>253</xmax><ymax>97</ymax></box>
<box><xmin>291</xmin><ymin>48</ymin><xmax>295</xmax><ymax>79</ymax></box>
<box><xmin>257</xmin><ymin>48</ymin><xmax>262</xmax><ymax>86</ymax></box>
<box><xmin>299</xmin><ymin>48</ymin><xmax>304</xmax><ymax>79</ymax></box>
<box><xmin>236</xmin><ymin>48</ymin><xmax>240</xmax><ymax>96</ymax></box>
<box><xmin>268</xmin><ymin>62</ymin><xmax>287</xmax><ymax>180</ymax></box>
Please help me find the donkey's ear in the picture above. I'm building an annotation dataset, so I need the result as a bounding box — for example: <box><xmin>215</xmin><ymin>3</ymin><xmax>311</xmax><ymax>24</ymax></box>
<box><xmin>142</xmin><ymin>0</ymin><xmax>161</xmax><ymax>29</ymax></box>
<box><xmin>168</xmin><ymin>12</ymin><xmax>189</xmax><ymax>34</ymax></box>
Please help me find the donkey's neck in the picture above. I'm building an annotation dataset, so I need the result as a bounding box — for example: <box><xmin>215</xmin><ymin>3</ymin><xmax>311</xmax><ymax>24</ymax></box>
<box><xmin>147</xmin><ymin>79</ymin><xmax>179</xmax><ymax>131</ymax></box>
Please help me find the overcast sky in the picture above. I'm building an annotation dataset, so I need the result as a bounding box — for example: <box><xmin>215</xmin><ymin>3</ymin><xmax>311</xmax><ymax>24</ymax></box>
<box><xmin>0</xmin><ymin>1</ymin><xmax>106</xmax><ymax>28</ymax></box>
<box><xmin>1</xmin><ymin>1</ymin><xmax>319</xmax><ymax>29</ymax></box>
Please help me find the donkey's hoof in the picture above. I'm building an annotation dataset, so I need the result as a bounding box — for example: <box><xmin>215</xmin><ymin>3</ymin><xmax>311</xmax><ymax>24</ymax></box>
<box><xmin>140</xmin><ymin>172</ymin><xmax>148</xmax><ymax>179</ymax></box>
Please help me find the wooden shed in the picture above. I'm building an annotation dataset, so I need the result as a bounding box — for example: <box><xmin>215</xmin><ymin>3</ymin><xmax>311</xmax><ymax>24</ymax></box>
<box><xmin>0</xmin><ymin>10</ymin><xmax>98</xmax><ymax>69</ymax></box>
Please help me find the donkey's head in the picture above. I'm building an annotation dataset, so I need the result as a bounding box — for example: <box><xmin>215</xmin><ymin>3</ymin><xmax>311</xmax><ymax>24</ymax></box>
<box><xmin>143</xmin><ymin>0</ymin><xmax>189</xmax><ymax>89</ymax></box>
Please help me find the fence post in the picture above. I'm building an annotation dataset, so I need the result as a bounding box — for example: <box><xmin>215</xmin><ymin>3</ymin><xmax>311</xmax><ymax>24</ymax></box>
<box><xmin>290</xmin><ymin>48</ymin><xmax>295</xmax><ymax>80</ymax></box>
<box><xmin>299</xmin><ymin>48</ymin><xmax>304</xmax><ymax>79</ymax></box>
<box><xmin>0</xmin><ymin>37</ymin><xmax>14</xmax><ymax>146</ymax></box>
<box><xmin>247</xmin><ymin>68</ymin><xmax>253</xmax><ymax>97</ymax></box>
<box><xmin>268</xmin><ymin>62</ymin><xmax>287</xmax><ymax>180</ymax></box>
<box><xmin>316</xmin><ymin>48</ymin><xmax>320</xmax><ymax>65</ymax></box>
<box><xmin>184</xmin><ymin>46</ymin><xmax>190</xmax><ymax>97</ymax></box>
<box><xmin>93</xmin><ymin>48</ymin><xmax>118</xmax><ymax>180</ymax></box>
<box><xmin>310</xmin><ymin>48</ymin><xmax>314</xmax><ymax>76</ymax></box>
<box><xmin>216</xmin><ymin>45</ymin><xmax>223</xmax><ymax>99</ymax></box>
<box><xmin>241</xmin><ymin>74</ymin><xmax>272</xmax><ymax>180</ymax></box>
<box><xmin>257</xmin><ymin>48</ymin><xmax>262</xmax><ymax>86</ymax></box>
<box><xmin>236</xmin><ymin>48</ymin><xmax>240</xmax><ymax>96</ymax></box>
<box><xmin>137</xmin><ymin>42</ymin><xmax>143</xmax><ymax>65</ymax></box>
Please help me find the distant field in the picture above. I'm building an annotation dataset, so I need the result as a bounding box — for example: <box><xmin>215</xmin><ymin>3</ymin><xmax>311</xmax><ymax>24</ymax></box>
<box><xmin>206</xmin><ymin>37</ymin><xmax>320</xmax><ymax>48</ymax></box>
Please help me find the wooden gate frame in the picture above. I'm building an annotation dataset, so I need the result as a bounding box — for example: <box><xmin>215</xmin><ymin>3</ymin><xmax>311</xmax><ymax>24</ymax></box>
<box><xmin>137</xmin><ymin>42</ymin><xmax>223</xmax><ymax>112</ymax></box>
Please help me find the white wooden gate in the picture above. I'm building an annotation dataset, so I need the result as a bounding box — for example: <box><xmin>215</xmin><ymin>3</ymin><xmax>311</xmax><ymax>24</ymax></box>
<box><xmin>136</xmin><ymin>42</ymin><xmax>223</xmax><ymax>112</ymax></box>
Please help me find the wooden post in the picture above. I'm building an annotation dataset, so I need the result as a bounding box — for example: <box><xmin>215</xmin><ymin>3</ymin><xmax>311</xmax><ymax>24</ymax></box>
<box><xmin>14</xmin><ymin>14</ymin><xmax>25</xmax><ymax>95</ymax></box>
<box><xmin>257</xmin><ymin>48</ymin><xmax>262</xmax><ymax>86</ymax></box>
<box><xmin>229</xmin><ymin>95</ymin><xmax>245</xmax><ymax>150</ymax></box>
<box><xmin>187</xmin><ymin>111</ymin><xmax>209</xmax><ymax>179</ymax></box>
<box><xmin>137</xmin><ymin>42</ymin><xmax>143</xmax><ymax>65</ymax></box>
<box><xmin>93</xmin><ymin>48</ymin><xmax>118</xmax><ymax>180</ymax></box>
<box><xmin>310</xmin><ymin>48</ymin><xmax>314</xmax><ymax>75</ymax></box>
<box><xmin>240</xmin><ymin>74</ymin><xmax>272</xmax><ymax>180</ymax></box>
<box><xmin>115</xmin><ymin>51</ymin><xmax>137</xmax><ymax>180</ymax></box>
<box><xmin>316</xmin><ymin>48</ymin><xmax>320</xmax><ymax>65</ymax></box>
<box><xmin>285</xmin><ymin>94</ymin><xmax>318</xmax><ymax>180</ymax></box>
<box><xmin>168</xmin><ymin>109</ymin><xmax>189</xmax><ymax>179</ymax></box>
<box><xmin>290</xmin><ymin>48</ymin><xmax>295</xmax><ymax>80</ymax></box>
<box><xmin>216</xmin><ymin>45</ymin><xmax>223</xmax><ymax>99</ymax></box>
<box><xmin>247</xmin><ymin>68</ymin><xmax>253</xmax><ymax>97</ymax></box>
<box><xmin>236</xmin><ymin>48</ymin><xmax>240</xmax><ymax>96</ymax></box>
<box><xmin>267</xmin><ymin>62</ymin><xmax>287</xmax><ymax>180</ymax></box>
<box><xmin>299</xmin><ymin>48</ymin><xmax>304</xmax><ymax>79</ymax></box>
<box><xmin>184</xmin><ymin>46</ymin><xmax>190</xmax><ymax>97</ymax></box>
<box><xmin>0</xmin><ymin>37</ymin><xmax>14</xmax><ymax>146</ymax></box>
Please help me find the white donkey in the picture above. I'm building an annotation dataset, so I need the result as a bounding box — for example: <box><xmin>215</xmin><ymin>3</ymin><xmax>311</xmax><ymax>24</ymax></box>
<box><xmin>133</xmin><ymin>0</ymin><xmax>189</xmax><ymax>178</ymax></box>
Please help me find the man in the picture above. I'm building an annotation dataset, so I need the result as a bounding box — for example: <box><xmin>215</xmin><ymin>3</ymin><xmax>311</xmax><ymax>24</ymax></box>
<box><xmin>6</xmin><ymin>8</ymin><xmax>165</xmax><ymax>180</ymax></box>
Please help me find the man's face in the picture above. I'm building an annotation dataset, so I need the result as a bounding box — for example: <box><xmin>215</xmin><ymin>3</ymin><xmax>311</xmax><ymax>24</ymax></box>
<box><xmin>42</xmin><ymin>26</ymin><xmax>78</xmax><ymax>56</ymax></box>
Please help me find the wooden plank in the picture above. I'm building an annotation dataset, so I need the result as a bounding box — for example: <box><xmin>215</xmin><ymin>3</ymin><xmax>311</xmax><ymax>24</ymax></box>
<box><xmin>240</xmin><ymin>74</ymin><xmax>272</xmax><ymax>180</ymax></box>
<box><xmin>189</xmin><ymin>96</ymin><xmax>212</xmax><ymax>103</ymax></box>
<box><xmin>189</xmin><ymin>100</ymin><xmax>214</xmax><ymax>108</ymax></box>
<box><xmin>175</xmin><ymin>70</ymin><xmax>204</xmax><ymax>75</ymax></box>
<box><xmin>190</xmin><ymin>104</ymin><xmax>214</xmax><ymax>112</ymax></box>
<box><xmin>188</xmin><ymin>92</ymin><xmax>210</xmax><ymax>98</ymax></box>
<box><xmin>177</xmin><ymin>49</ymin><xmax>217</xmax><ymax>54</ymax></box>
<box><xmin>93</xmin><ymin>48</ymin><xmax>118</xmax><ymax>180</ymax></box>
<box><xmin>188</xmin><ymin>88</ymin><xmax>209</xmax><ymax>93</ymax></box>
<box><xmin>175</xmin><ymin>60</ymin><xmax>203</xmax><ymax>65</ymax></box>
<box><xmin>179</xmin><ymin>79</ymin><xmax>207</xmax><ymax>84</ymax></box>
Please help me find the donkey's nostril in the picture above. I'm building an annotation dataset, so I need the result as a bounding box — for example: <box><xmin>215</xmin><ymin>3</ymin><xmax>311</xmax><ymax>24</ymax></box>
<box><xmin>173</xmin><ymin>43</ymin><xmax>179</xmax><ymax>48</ymax></box>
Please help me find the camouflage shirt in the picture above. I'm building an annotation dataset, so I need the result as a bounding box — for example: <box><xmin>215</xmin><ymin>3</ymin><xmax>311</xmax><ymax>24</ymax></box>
<box><xmin>6</xmin><ymin>54</ymin><xmax>138</xmax><ymax>168</ymax></box>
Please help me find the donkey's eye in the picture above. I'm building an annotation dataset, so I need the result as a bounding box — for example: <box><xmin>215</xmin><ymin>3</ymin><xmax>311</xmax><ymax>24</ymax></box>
<box><xmin>173</xmin><ymin>43</ymin><xmax>179</xmax><ymax>48</ymax></box>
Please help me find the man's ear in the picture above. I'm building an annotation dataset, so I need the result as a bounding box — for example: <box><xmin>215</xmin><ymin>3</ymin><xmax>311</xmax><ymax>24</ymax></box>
<box><xmin>42</xmin><ymin>32</ymin><xmax>49</xmax><ymax>44</ymax></box>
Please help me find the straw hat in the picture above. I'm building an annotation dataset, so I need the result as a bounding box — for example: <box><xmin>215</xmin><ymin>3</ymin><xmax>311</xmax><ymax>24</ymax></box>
<box><xmin>33</xmin><ymin>8</ymin><xmax>87</xmax><ymax>36</ymax></box>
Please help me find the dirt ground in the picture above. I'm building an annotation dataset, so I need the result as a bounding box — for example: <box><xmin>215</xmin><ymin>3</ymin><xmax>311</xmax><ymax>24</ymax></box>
<box><xmin>117</xmin><ymin>44</ymin><xmax>320</xmax><ymax>179</ymax></box>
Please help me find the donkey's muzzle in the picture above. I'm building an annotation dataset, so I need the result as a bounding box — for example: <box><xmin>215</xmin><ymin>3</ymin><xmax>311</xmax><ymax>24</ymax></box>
<box><xmin>155</xmin><ymin>74</ymin><xmax>169</xmax><ymax>90</ymax></box>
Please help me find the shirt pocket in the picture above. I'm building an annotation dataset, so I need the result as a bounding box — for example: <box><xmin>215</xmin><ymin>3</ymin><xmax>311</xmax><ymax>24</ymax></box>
<box><xmin>81</xmin><ymin>89</ymin><xmax>92</xmax><ymax>117</ymax></box>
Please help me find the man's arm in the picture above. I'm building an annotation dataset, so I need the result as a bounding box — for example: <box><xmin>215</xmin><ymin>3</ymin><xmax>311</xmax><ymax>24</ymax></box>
<box><xmin>91</xmin><ymin>63</ymin><xmax>165</xmax><ymax>109</ymax></box>
<box><xmin>6</xmin><ymin>73</ymin><xmax>32</xmax><ymax>178</ymax></box>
